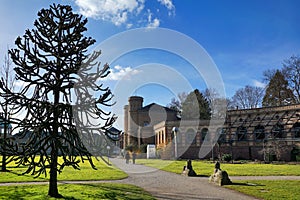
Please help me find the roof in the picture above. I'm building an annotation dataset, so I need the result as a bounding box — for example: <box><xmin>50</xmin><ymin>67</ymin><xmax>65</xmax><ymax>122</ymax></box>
<box><xmin>140</xmin><ymin>103</ymin><xmax>177</xmax><ymax>113</ymax></box>
<box><xmin>108</xmin><ymin>127</ymin><xmax>122</xmax><ymax>134</ymax></box>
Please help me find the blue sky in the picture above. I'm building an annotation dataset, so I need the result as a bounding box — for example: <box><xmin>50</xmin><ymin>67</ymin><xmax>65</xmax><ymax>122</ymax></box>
<box><xmin>1</xmin><ymin>0</ymin><xmax>300</xmax><ymax>129</ymax></box>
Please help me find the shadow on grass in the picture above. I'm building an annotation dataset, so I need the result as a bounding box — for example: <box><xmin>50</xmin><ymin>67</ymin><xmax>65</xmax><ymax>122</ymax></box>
<box><xmin>6</xmin><ymin>170</ymin><xmax>47</xmax><ymax>181</ymax></box>
<box><xmin>230</xmin><ymin>182</ymin><xmax>265</xmax><ymax>186</ymax></box>
<box><xmin>63</xmin><ymin>183</ymin><xmax>154</xmax><ymax>200</ymax></box>
<box><xmin>57</xmin><ymin>196</ymin><xmax>78</xmax><ymax>200</ymax></box>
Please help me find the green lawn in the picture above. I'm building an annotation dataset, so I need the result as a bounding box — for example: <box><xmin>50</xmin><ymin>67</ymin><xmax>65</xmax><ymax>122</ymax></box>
<box><xmin>0</xmin><ymin>183</ymin><xmax>155</xmax><ymax>200</ymax></box>
<box><xmin>0</xmin><ymin>157</ymin><xmax>127</xmax><ymax>183</ymax></box>
<box><xmin>137</xmin><ymin>159</ymin><xmax>300</xmax><ymax>176</ymax></box>
<box><xmin>225</xmin><ymin>180</ymin><xmax>300</xmax><ymax>200</ymax></box>
<box><xmin>137</xmin><ymin>159</ymin><xmax>300</xmax><ymax>200</ymax></box>
<box><xmin>0</xmin><ymin>157</ymin><xmax>155</xmax><ymax>199</ymax></box>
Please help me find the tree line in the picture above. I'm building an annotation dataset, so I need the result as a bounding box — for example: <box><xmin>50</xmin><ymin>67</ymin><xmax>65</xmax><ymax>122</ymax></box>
<box><xmin>168</xmin><ymin>55</ymin><xmax>300</xmax><ymax>117</ymax></box>
<box><xmin>230</xmin><ymin>56</ymin><xmax>300</xmax><ymax>109</ymax></box>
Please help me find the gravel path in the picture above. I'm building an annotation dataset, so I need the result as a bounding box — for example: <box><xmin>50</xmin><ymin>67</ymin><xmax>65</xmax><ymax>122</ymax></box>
<box><xmin>110</xmin><ymin>158</ymin><xmax>259</xmax><ymax>200</ymax></box>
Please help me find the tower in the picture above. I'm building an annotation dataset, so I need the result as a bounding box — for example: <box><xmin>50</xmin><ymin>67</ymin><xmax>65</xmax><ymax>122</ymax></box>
<box><xmin>124</xmin><ymin>96</ymin><xmax>143</xmax><ymax>147</ymax></box>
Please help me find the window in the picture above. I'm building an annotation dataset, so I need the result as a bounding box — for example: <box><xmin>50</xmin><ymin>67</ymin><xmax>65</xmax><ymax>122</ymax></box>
<box><xmin>186</xmin><ymin>129</ymin><xmax>196</xmax><ymax>145</ymax></box>
<box><xmin>144</xmin><ymin>121</ymin><xmax>149</xmax><ymax>126</ymax></box>
<box><xmin>292</xmin><ymin>122</ymin><xmax>300</xmax><ymax>138</ymax></box>
<box><xmin>201</xmin><ymin>128</ymin><xmax>208</xmax><ymax>141</ymax></box>
<box><xmin>217</xmin><ymin>128</ymin><xmax>226</xmax><ymax>143</ymax></box>
<box><xmin>272</xmin><ymin>124</ymin><xmax>284</xmax><ymax>138</ymax></box>
<box><xmin>254</xmin><ymin>125</ymin><xmax>265</xmax><ymax>140</ymax></box>
<box><xmin>236</xmin><ymin>126</ymin><xmax>247</xmax><ymax>141</ymax></box>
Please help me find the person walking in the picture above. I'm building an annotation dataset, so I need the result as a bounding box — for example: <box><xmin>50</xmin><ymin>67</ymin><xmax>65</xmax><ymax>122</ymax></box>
<box><xmin>132</xmin><ymin>152</ymin><xmax>137</xmax><ymax>164</ymax></box>
<box><xmin>125</xmin><ymin>151</ymin><xmax>130</xmax><ymax>164</ymax></box>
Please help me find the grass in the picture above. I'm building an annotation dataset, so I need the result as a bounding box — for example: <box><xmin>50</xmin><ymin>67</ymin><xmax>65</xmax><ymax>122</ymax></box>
<box><xmin>0</xmin><ymin>157</ymin><xmax>127</xmax><ymax>183</ymax></box>
<box><xmin>136</xmin><ymin>159</ymin><xmax>300</xmax><ymax>176</ymax></box>
<box><xmin>0</xmin><ymin>183</ymin><xmax>155</xmax><ymax>200</ymax></box>
<box><xmin>1</xmin><ymin>157</ymin><xmax>300</xmax><ymax>199</ymax></box>
<box><xmin>138</xmin><ymin>159</ymin><xmax>300</xmax><ymax>200</ymax></box>
<box><xmin>225</xmin><ymin>180</ymin><xmax>300</xmax><ymax>200</ymax></box>
<box><xmin>0</xmin><ymin>157</ymin><xmax>155</xmax><ymax>199</ymax></box>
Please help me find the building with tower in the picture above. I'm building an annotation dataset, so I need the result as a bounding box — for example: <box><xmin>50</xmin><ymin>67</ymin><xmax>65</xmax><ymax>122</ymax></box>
<box><xmin>123</xmin><ymin>96</ymin><xmax>300</xmax><ymax>161</ymax></box>
<box><xmin>123</xmin><ymin>96</ymin><xmax>178</xmax><ymax>149</ymax></box>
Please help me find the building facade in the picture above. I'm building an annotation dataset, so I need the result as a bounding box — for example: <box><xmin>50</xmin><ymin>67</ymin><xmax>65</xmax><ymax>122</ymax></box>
<box><xmin>123</xmin><ymin>96</ymin><xmax>300</xmax><ymax>161</ymax></box>
<box><xmin>123</xmin><ymin>96</ymin><xmax>178</xmax><ymax>149</ymax></box>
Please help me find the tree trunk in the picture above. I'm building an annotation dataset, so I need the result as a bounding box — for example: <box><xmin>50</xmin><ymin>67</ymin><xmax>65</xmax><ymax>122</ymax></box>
<box><xmin>1</xmin><ymin>104</ymin><xmax>8</xmax><ymax>172</ymax></box>
<box><xmin>1</xmin><ymin>119</ymin><xmax>7</xmax><ymax>171</ymax></box>
<box><xmin>1</xmin><ymin>154</ymin><xmax>7</xmax><ymax>172</ymax></box>
<box><xmin>48</xmin><ymin>148</ymin><xmax>61</xmax><ymax>197</ymax></box>
<box><xmin>1</xmin><ymin>71</ymin><xmax>8</xmax><ymax>172</ymax></box>
<box><xmin>48</xmin><ymin>63</ymin><xmax>62</xmax><ymax>197</ymax></box>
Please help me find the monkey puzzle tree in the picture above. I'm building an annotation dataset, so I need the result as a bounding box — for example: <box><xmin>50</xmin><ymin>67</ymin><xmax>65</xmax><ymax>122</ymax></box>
<box><xmin>0</xmin><ymin>4</ymin><xmax>116</xmax><ymax>197</ymax></box>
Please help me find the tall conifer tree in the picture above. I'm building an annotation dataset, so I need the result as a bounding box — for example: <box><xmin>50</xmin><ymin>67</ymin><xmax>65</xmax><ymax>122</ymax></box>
<box><xmin>263</xmin><ymin>70</ymin><xmax>295</xmax><ymax>107</ymax></box>
<box><xmin>0</xmin><ymin>4</ymin><xmax>116</xmax><ymax>197</ymax></box>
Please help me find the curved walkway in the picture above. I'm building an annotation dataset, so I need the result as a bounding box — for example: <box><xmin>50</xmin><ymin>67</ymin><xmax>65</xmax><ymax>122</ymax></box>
<box><xmin>110</xmin><ymin>158</ymin><xmax>259</xmax><ymax>200</ymax></box>
<box><xmin>1</xmin><ymin>158</ymin><xmax>299</xmax><ymax>200</ymax></box>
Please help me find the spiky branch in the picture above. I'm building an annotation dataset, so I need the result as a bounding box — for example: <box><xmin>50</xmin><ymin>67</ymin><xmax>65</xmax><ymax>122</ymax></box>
<box><xmin>0</xmin><ymin>4</ymin><xmax>117</xmax><ymax>197</ymax></box>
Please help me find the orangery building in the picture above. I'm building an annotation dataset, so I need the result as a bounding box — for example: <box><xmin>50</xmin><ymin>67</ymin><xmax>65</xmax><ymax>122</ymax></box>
<box><xmin>122</xmin><ymin>96</ymin><xmax>300</xmax><ymax>161</ymax></box>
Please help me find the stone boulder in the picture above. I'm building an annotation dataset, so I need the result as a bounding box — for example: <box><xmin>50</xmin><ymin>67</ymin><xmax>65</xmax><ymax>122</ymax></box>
<box><xmin>209</xmin><ymin>161</ymin><xmax>232</xmax><ymax>186</ymax></box>
<box><xmin>181</xmin><ymin>159</ymin><xmax>197</xmax><ymax>177</ymax></box>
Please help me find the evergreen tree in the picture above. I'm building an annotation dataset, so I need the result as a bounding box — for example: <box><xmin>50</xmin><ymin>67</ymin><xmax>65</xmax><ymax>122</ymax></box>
<box><xmin>0</xmin><ymin>4</ymin><xmax>116</xmax><ymax>197</ymax></box>
<box><xmin>181</xmin><ymin>89</ymin><xmax>211</xmax><ymax>120</ymax></box>
<box><xmin>262</xmin><ymin>70</ymin><xmax>295</xmax><ymax>107</ymax></box>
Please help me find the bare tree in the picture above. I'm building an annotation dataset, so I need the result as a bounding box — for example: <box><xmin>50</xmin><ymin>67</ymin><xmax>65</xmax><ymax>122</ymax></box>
<box><xmin>0</xmin><ymin>52</ymin><xmax>16</xmax><ymax>172</ymax></box>
<box><xmin>0</xmin><ymin>4</ymin><xmax>116</xmax><ymax>197</ymax></box>
<box><xmin>230</xmin><ymin>85</ymin><xmax>264</xmax><ymax>109</ymax></box>
<box><xmin>203</xmin><ymin>88</ymin><xmax>229</xmax><ymax>119</ymax></box>
<box><xmin>167</xmin><ymin>92</ymin><xmax>187</xmax><ymax>117</ymax></box>
<box><xmin>282</xmin><ymin>55</ymin><xmax>300</xmax><ymax>103</ymax></box>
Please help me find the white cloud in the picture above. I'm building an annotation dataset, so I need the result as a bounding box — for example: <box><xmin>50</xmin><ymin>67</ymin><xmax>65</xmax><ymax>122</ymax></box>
<box><xmin>253</xmin><ymin>79</ymin><xmax>267</xmax><ymax>88</ymax></box>
<box><xmin>74</xmin><ymin>0</ymin><xmax>145</xmax><ymax>26</ymax></box>
<box><xmin>73</xmin><ymin>0</ymin><xmax>175</xmax><ymax>28</ymax></box>
<box><xmin>157</xmin><ymin>0</ymin><xmax>175</xmax><ymax>15</ymax></box>
<box><xmin>146</xmin><ymin>10</ymin><xmax>160</xmax><ymax>28</ymax></box>
<box><xmin>104</xmin><ymin>65</ymin><xmax>141</xmax><ymax>81</ymax></box>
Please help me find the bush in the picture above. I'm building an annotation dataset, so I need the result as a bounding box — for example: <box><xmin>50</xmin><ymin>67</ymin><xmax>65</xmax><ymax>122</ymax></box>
<box><xmin>139</xmin><ymin>144</ymin><xmax>147</xmax><ymax>153</ymax></box>
<box><xmin>125</xmin><ymin>144</ymin><xmax>138</xmax><ymax>152</ymax></box>
<box><xmin>222</xmin><ymin>154</ymin><xmax>232</xmax><ymax>162</ymax></box>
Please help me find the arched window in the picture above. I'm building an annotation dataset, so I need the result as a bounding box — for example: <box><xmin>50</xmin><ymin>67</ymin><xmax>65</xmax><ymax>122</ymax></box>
<box><xmin>217</xmin><ymin>128</ymin><xmax>226</xmax><ymax>143</ymax></box>
<box><xmin>254</xmin><ymin>125</ymin><xmax>265</xmax><ymax>140</ymax></box>
<box><xmin>292</xmin><ymin>122</ymin><xmax>300</xmax><ymax>138</ymax></box>
<box><xmin>236</xmin><ymin>126</ymin><xmax>247</xmax><ymax>141</ymax></box>
<box><xmin>201</xmin><ymin>128</ymin><xmax>208</xmax><ymax>141</ymax></box>
<box><xmin>186</xmin><ymin>129</ymin><xmax>196</xmax><ymax>145</ymax></box>
<box><xmin>272</xmin><ymin>124</ymin><xmax>284</xmax><ymax>138</ymax></box>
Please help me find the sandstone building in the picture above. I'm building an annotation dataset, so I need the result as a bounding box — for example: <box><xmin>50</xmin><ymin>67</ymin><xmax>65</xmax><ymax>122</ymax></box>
<box><xmin>123</xmin><ymin>96</ymin><xmax>300</xmax><ymax>161</ymax></box>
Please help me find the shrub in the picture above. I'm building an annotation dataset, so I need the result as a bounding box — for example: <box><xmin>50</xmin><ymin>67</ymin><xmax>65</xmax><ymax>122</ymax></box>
<box><xmin>222</xmin><ymin>154</ymin><xmax>232</xmax><ymax>162</ymax></box>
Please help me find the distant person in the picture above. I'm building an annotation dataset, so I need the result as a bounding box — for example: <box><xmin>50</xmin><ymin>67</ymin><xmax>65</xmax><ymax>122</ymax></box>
<box><xmin>121</xmin><ymin>149</ymin><xmax>125</xmax><ymax>158</ymax></box>
<box><xmin>186</xmin><ymin>159</ymin><xmax>197</xmax><ymax>176</ymax></box>
<box><xmin>132</xmin><ymin>152</ymin><xmax>137</xmax><ymax>164</ymax></box>
<box><xmin>214</xmin><ymin>161</ymin><xmax>221</xmax><ymax>173</ymax></box>
<box><xmin>125</xmin><ymin>151</ymin><xmax>130</xmax><ymax>164</ymax></box>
